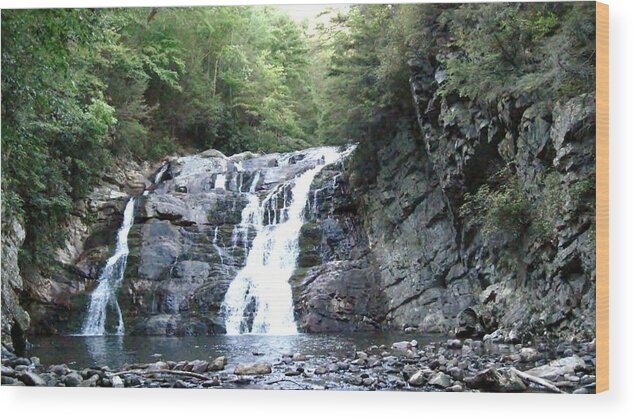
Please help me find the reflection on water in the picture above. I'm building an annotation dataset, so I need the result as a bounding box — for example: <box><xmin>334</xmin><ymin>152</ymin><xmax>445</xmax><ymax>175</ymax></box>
<box><xmin>84</xmin><ymin>335</ymin><xmax>124</xmax><ymax>366</ymax></box>
<box><xmin>29</xmin><ymin>332</ymin><xmax>439</xmax><ymax>369</ymax></box>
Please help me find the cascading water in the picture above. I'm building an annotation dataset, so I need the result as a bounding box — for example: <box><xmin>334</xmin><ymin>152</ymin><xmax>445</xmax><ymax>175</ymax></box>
<box><xmin>222</xmin><ymin>146</ymin><xmax>355</xmax><ymax>335</ymax></box>
<box><xmin>81</xmin><ymin>162</ymin><xmax>169</xmax><ymax>335</ymax></box>
<box><xmin>80</xmin><ymin>197</ymin><xmax>135</xmax><ymax>336</ymax></box>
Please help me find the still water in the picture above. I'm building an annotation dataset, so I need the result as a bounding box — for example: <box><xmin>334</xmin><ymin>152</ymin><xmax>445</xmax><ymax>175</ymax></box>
<box><xmin>28</xmin><ymin>333</ymin><xmax>442</xmax><ymax>369</ymax></box>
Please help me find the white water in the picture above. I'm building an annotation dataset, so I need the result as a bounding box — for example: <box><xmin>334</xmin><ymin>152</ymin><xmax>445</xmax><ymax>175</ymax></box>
<box><xmin>249</xmin><ymin>171</ymin><xmax>261</xmax><ymax>193</ymax></box>
<box><xmin>81</xmin><ymin>198</ymin><xmax>136</xmax><ymax>335</ymax></box>
<box><xmin>213</xmin><ymin>226</ymin><xmax>224</xmax><ymax>265</ymax></box>
<box><xmin>143</xmin><ymin>163</ymin><xmax>169</xmax><ymax>196</ymax></box>
<box><xmin>222</xmin><ymin>146</ymin><xmax>354</xmax><ymax>335</ymax></box>
<box><xmin>214</xmin><ymin>174</ymin><xmax>227</xmax><ymax>190</ymax></box>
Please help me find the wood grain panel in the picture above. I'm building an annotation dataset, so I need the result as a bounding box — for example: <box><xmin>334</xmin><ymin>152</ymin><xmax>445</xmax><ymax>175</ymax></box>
<box><xmin>595</xmin><ymin>1</ymin><xmax>609</xmax><ymax>394</ymax></box>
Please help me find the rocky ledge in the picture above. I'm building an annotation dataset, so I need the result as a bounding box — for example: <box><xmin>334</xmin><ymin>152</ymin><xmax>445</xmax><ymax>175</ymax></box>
<box><xmin>1</xmin><ymin>337</ymin><xmax>595</xmax><ymax>393</ymax></box>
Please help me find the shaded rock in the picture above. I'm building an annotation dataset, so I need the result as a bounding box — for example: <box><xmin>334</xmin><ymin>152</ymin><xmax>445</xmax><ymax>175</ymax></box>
<box><xmin>188</xmin><ymin>360</ymin><xmax>209</xmax><ymax>374</ymax></box>
<box><xmin>428</xmin><ymin>372</ymin><xmax>452</xmax><ymax>388</ymax></box>
<box><xmin>519</xmin><ymin>347</ymin><xmax>541</xmax><ymax>363</ymax></box>
<box><xmin>447</xmin><ymin>339</ymin><xmax>463</xmax><ymax>349</ymax></box>
<box><xmin>18</xmin><ymin>371</ymin><xmax>47</xmax><ymax>386</ymax></box>
<box><xmin>464</xmin><ymin>367</ymin><xmax>527</xmax><ymax>392</ymax></box>
<box><xmin>63</xmin><ymin>372</ymin><xmax>83</xmax><ymax>387</ymax></box>
<box><xmin>80</xmin><ymin>374</ymin><xmax>100</xmax><ymax>387</ymax></box>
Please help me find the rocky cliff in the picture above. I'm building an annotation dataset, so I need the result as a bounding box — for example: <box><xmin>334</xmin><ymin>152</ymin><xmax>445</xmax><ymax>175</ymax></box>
<box><xmin>325</xmin><ymin>56</ymin><xmax>596</xmax><ymax>341</ymax></box>
<box><xmin>2</xmin><ymin>62</ymin><xmax>596</xmax><ymax>347</ymax></box>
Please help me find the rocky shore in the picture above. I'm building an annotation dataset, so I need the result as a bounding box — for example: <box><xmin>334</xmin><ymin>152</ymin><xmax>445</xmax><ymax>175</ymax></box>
<box><xmin>1</xmin><ymin>336</ymin><xmax>596</xmax><ymax>393</ymax></box>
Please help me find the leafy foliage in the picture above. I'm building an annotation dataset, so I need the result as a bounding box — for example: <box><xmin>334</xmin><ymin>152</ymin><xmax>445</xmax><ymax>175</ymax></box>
<box><xmin>1</xmin><ymin>7</ymin><xmax>320</xmax><ymax>265</ymax></box>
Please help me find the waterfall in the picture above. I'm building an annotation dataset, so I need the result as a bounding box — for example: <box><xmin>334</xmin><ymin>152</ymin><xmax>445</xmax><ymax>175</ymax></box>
<box><xmin>214</xmin><ymin>174</ymin><xmax>227</xmax><ymax>190</ymax></box>
<box><xmin>221</xmin><ymin>146</ymin><xmax>354</xmax><ymax>335</ymax></box>
<box><xmin>80</xmin><ymin>161</ymin><xmax>169</xmax><ymax>335</ymax></box>
<box><xmin>213</xmin><ymin>226</ymin><xmax>225</xmax><ymax>265</ymax></box>
<box><xmin>143</xmin><ymin>163</ymin><xmax>169</xmax><ymax>196</ymax></box>
<box><xmin>249</xmin><ymin>171</ymin><xmax>261</xmax><ymax>193</ymax></box>
<box><xmin>81</xmin><ymin>198</ymin><xmax>136</xmax><ymax>335</ymax></box>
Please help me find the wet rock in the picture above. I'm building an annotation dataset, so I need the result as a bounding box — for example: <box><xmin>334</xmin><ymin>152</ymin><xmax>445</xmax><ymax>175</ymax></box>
<box><xmin>428</xmin><ymin>372</ymin><xmax>452</xmax><ymax>388</ymax></box>
<box><xmin>573</xmin><ymin>387</ymin><xmax>589</xmax><ymax>394</ymax></box>
<box><xmin>408</xmin><ymin>371</ymin><xmax>427</xmax><ymax>387</ymax></box>
<box><xmin>81</xmin><ymin>374</ymin><xmax>100</xmax><ymax>387</ymax></box>
<box><xmin>50</xmin><ymin>364</ymin><xmax>70</xmax><ymax>376</ymax></box>
<box><xmin>209</xmin><ymin>356</ymin><xmax>227</xmax><ymax>371</ymax></box>
<box><xmin>448</xmin><ymin>384</ymin><xmax>464</xmax><ymax>392</ymax></box>
<box><xmin>234</xmin><ymin>363</ymin><xmax>272</xmax><ymax>375</ymax></box>
<box><xmin>447</xmin><ymin>339</ymin><xmax>463</xmax><ymax>349</ymax></box>
<box><xmin>519</xmin><ymin>347</ymin><xmax>540</xmax><ymax>363</ymax></box>
<box><xmin>111</xmin><ymin>376</ymin><xmax>125</xmax><ymax>388</ymax></box>
<box><xmin>285</xmin><ymin>369</ymin><xmax>301</xmax><ymax>377</ymax></box>
<box><xmin>147</xmin><ymin>361</ymin><xmax>170</xmax><ymax>371</ymax></box>
<box><xmin>188</xmin><ymin>360</ymin><xmax>209</xmax><ymax>373</ymax></box>
<box><xmin>1</xmin><ymin>365</ymin><xmax>16</xmax><ymax>378</ymax></box>
<box><xmin>464</xmin><ymin>367</ymin><xmax>527</xmax><ymax>392</ymax></box>
<box><xmin>314</xmin><ymin>366</ymin><xmax>328</xmax><ymax>375</ymax></box>
<box><xmin>292</xmin><ymin>353</ymin><xmax>307</xmax><ymax>362</ymax></box>
<box><xmin>63</xmin><ymin>372</ymin><xmax>83</xmax><ymax>387</ymax></box>
<box><xmin>1</xmin><ymin>376</ymin><xmax>19</xmax><ymax>385</ymax></box>
<box><xmin>18</xmin><ymin>371</ymin><xmax>47</xmax><ymax>386</ymax></box>
<box><xmin>173</xmin><ymin>380</ymin><xmax>188</xmax><ymax>388</ymax></box>
<box><xmin>202</xmin><ymin>377</ymin><xmax>221</xmax><ymax>387</ymax></box>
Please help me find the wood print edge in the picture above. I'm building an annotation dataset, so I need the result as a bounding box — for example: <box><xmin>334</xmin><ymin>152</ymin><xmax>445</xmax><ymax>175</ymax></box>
<box><xmin>595</xmin><ymin>0</ymin><xmax>609</xmax><ymax>394</ymax></box>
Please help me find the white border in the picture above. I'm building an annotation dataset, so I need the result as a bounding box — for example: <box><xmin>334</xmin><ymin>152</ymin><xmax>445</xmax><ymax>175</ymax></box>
<box><xmin>1</xmin><ymin>1</ymin><xmax>632</xmax><ymax>418</ymax></box>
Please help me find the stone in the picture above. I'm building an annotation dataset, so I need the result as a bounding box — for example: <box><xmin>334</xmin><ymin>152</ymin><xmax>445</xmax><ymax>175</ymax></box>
<box><xmin>519</xmin><ymin>347</ymin><xmax>540</xmax><ymax>363</ymax></box>
<box><xmin>314</xmin><ymin>366</ymin><xmax>328</xmax><ymax>375</ymax></box>
<box><xmin>1</xmin><ymin>365</ymin><xmax>16</xmax><ymax>378</ymax></box>
<box><xmin>285</xmin><ymin>369</ymin><xmax>301</xmax><ymax>377</ymax></box>
<box><xmin>428</xmin><ymin>372</ymin><xmax>452</xmax><ymax>388</ymax></box>
<box><xmin>50</xmin><ymin>364</ymin><xmax>70</xmax><ymax>376</ymax></box>
<box><xmin>362</xmin><ymin>377</ymin><xmax>375</xmax><ymax>386</ymax></box>
<box><xmin>111</xmin><ymin>376</ymin><xmax>125</xmax><ymax>388</ymax></box>
<box><xmin>1</xmin><ymin>376</ymin><xmax>19</xmax><ymax>385</ymax></box>
<box><xmin>209</xmin><ymin>356</ymin><xmax>227</xmax><ymax>371</ymax></box>
<box><xmin>392</xmin><ymin>341</ymin><xmax>414</xmax><ymax>352</ymax></box>
<box><xmin>408</xmin><ymin>371</ymin><xmax>427</xmax><ymax>387</ymax></box>
<box><xmin>188</xmin><ymin>360</ymin><xmax>209</xmax><ymax>374</ymax></box>
<box><xmin>80</xmin><ymin>374</ymin><xmax>100</xmax><ymax>387</ymax></box>
<box><xmin>147</xmin><ymin>361</ymin><xmax>170</xmax><ymax>371</ymax></box>
<box><xmin>447</xmin><ymin>339</ymin><xmax>463</xmax><ymax>349</ymax></box>
<box><xmin>234</xmin><ymin>363</ymin><xmax>272</xmax><ymax>375</ymax></box>
<box><xmin>524</xmin><ymin>355</ymin><xmax>587</xmax><ymax>381</ymax></box>
<box><xmin>63</xmin><ymin>372</ymin><xmax>83</xmax><ymax>387</ymax></box>
<box><xmin>292</xmin><ymin>353</ymin><xmax>307</xmax><ymax>361</ymax></box>
<box><xmin>464</xmin><ymin>367</ymin><xmax>528</xmax><ymax>392</ymax></box>
<box><xmin>18</xmin><ymin>371</ymin><xmax>47</xmax><ymax>386</ymax></box>
<box><xmin>202</xmin><ymin>378</ymin><xmax>221</xmax><ymax>387</ymax></box>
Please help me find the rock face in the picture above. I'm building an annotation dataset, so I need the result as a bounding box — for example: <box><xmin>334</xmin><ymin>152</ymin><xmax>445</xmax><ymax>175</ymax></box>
<box><xmin>2</xmin><ymin>53</ymin><xmax>595</xmax><ymax>343</ymax></box>
<box><xmin>1</xmin><ymin>158</ymin><xmax>159</xmax><ymax>346</ymax></box>
<box><xmin>120</xmin><ymin>147</ymin><xmax>355</xmax><ymax>335</ymax></box>
<box><xmin>333</xmin><ymin>54</ymin><xmax>596</xmax><ymax>340</ymax></box>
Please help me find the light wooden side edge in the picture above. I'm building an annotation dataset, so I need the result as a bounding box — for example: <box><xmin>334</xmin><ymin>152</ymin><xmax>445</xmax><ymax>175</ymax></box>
<box><xmin>595</xmin><ymin>1</ymin><xmax>609</xmax><ymax>394</ymax></box>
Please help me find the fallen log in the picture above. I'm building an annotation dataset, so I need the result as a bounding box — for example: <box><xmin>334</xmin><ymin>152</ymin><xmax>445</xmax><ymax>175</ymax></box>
<box><xmin>265</xmin><ymin>378</ymin><xmax>312</xmax><ymax>389</ymax></box>
<box><xmin>510</xmin><ymin>367</ymin><xmax>567</xmax><ymax>394</ymax></box>
<box><xmin>111</xmin><ymin>369</ymin><xmax>209</xmax><ymax>381</ymax></box>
